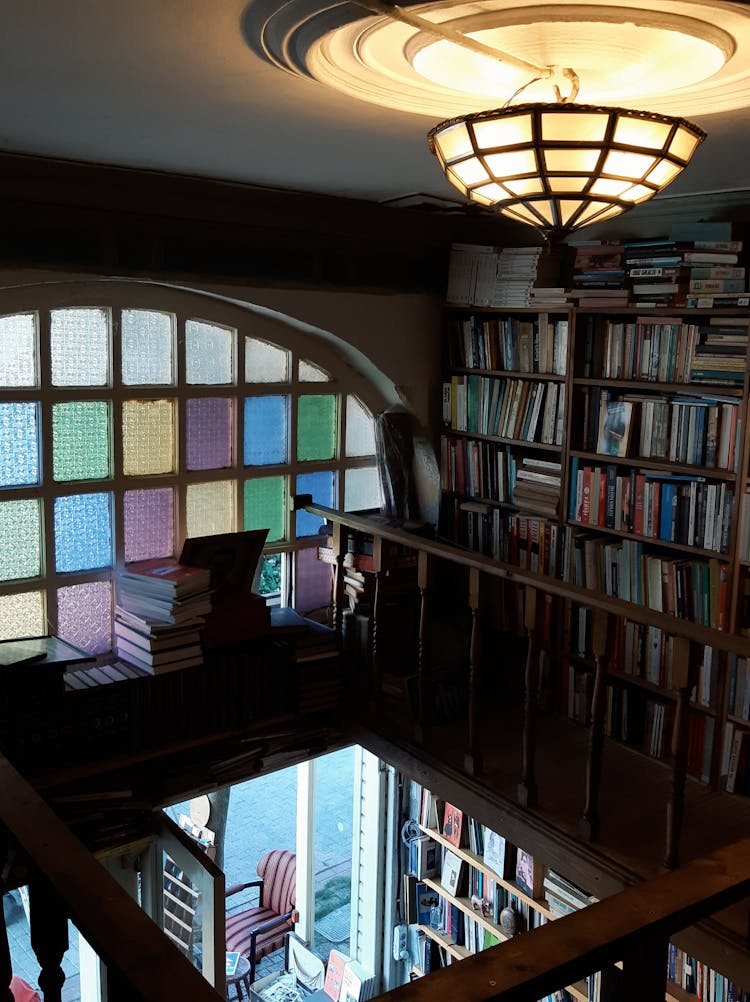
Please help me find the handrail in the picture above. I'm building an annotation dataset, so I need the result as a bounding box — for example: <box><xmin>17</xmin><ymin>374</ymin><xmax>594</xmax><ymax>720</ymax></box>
<box><xmin>0</xmin><ymin>753</ymin><xmax>222</xmax><ymax>1002</ymax></box>
<box><xmin>306</xmin><ymin>504</ymin><xmax>750</xmax><ymax>659</ymax></box>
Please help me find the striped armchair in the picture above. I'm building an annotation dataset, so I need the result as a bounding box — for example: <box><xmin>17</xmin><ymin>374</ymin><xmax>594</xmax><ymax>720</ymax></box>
<box><xmin>225</xmin><ymin>849</ymin><xmax>297</xmax><ymax>985</ymax></box>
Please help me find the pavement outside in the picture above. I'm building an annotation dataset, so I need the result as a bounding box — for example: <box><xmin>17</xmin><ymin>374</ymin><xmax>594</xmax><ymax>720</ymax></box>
<box><xmin>5</xmin><ymin>746</ymin><xmax>355</xmax><ymax>1000</ymax></box>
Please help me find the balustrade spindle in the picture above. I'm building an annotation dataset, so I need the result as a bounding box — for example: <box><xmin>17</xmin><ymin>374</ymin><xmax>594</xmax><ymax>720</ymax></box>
<box><xmin>369</xmin><ymin>538</ymin><xmax>384</xmax><ymax>713</ymax></box>
<box><xmin>1</xmin><ymin>892</ymin><xmax>12</xmax><ymax>1002</ymax></box>
<box><xmin>414</xmin><ymin>550</ymin><xmax>435</xmax><ymax>745</ymax></box>
<box><xmin>665</xmin><ymin>636</ymin><xmax>696</xmax><ymax>870</ymax></box>
<box><xmin>579</xmin><ymin>609</ymin><xmax>610</xmax><ymax>843</ymax></box>
<box><xmin>29</xmin><ymin>879</ymin><xmax>68</xmax><ymax>1002</ymax></box>
<box><xmin>464</xmin><ymin>566</ymin><xmax>484</xmax><ymax>777</ymax></box>
<box><xmin>518</xmin><ymin>586</ymin><xmax>540</xmax><ymax>808</ymax></box>
<box><xmin>621</xmin><ymin>932</ymin><xmax>669</xmax><ymax>1000</ymax></box>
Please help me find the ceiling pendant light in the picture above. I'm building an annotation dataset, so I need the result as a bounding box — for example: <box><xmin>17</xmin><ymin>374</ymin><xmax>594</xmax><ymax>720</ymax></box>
<box><xmin>428</xmin><ymin>101</ymin><xmax>706</xmax><ymax>239</ymax></box>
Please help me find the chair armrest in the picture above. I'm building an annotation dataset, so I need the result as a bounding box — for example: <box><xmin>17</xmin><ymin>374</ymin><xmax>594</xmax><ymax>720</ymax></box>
<box><xmin>248</xmin><ymin>910</ymin><xmax>295</xmax><ymax>941</ymax></box>
<box><xmin>226</xmin><ymin>878</ymin><xmax>263</xmax><ymax>899</ymax></box>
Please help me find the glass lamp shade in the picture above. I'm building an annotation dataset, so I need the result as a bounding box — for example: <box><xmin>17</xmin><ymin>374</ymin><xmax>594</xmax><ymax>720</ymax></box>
<box><xmin>428</xmin><ymin>103</ymin><xmax>706</xmax><ymax>237</ymax></box>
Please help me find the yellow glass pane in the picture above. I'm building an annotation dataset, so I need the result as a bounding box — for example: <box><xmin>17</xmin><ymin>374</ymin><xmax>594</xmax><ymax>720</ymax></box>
<box><xmin>546</xmin><ymin>176</ymin><xmax>589</xmax><ymax>192</ymax></box>
<box><xmin>558</xmin><ymin>200</ymin><xmax>584</xmax><ymax>224</ymax></box>
<box><xmin>472</xmin><ymin>114</ymin><xmax>532</xmax><ymax>150</ymax></box>
<box><xmin>646</xmin><ymin>160</ymin><xmax>682</xmax><ymax>187</ymax></box>
<box><xmin>541</xmin><ymin>112</ymin><xmax>608</xmax><ymax>142</ymax></box>
<box><xmin>186</xmin><ymin>480</ymin><xmax>236</xmax><ymax>538</ymax></box>
<box><xmin>669</xmin><ymin>127</ymin><xmax>701</xmax><ymax>161</ymax></box>
<box><xmin>621</xmin><ymin>183</ymin><xmax>654</xmax><ymax>202</ymax></box>
<box><xmin>484</xmin><ymin>150</ymin><xmax>537</xmax><ymax>177</ymax></box>
<box><xmin>0</xmin><ymin>590</ymin><xmax>45</xmax><ymax>639</ymax></box>
<box><xmin>501</xmin><ymin>203</ymin><xmax>544</xmax><ymax>225</ymax></box>
<box><xmin>602</xmin><ymin>150</ymin><xmax>657</xmax><ymax>179</ymax></box>
<box><xmin>591</xmin><ymin>178</ymin><xmax>632</xmax><ymax>197</ymax></box>
<box><xmin>122</xmin><ymin>399</ymin><xmax>175</xmax><ymax>476</ymax></box>
<box><xmin>470</xmin><ymin>190</ymin><xmax>494</xmax><ymax>206</ymax></box>
<box><xmin>544</xmin><ymin>148</ymin><xmax>600</xmax><ymax>172</ymax></box>
<box><xmin>433</xmin><ymin>122</ymin><xmax>473</xmax><ymax>163</ymax></box>
<box><xmin>503</xmin><ymin>177</ymin><xmax>544</xmax><ymax>196</ymax></box>
<box><xmin>614</xmin><ymin>116</ymin><xmax>671</xmax><ymax>150</ymax></box>
<box><xmin>472</xmin><ymin>183</ymin><xmax>507</xmax><ymax>203</ymax></box>
<box><xmin>450</xmin><ymin>158</ymin><xmax>490</xmax><ymax>186</ymax></box>
<box><xmin>574</xmin><ymin>200</ymin><xmax>622</xmax><ymax>226</ymax></box>
<box><xmin>444</xmin><ymin>169</ymin><xmax>468</xmax><ymax>196</ymax></box>
<box><xmin>534</xmin><ymin>200</ymin><xmax>556</xmax><ymax>226</ymax></box>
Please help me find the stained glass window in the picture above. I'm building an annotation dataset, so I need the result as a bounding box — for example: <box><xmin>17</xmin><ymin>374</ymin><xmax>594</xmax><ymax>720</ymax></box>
<box><xmin>50</xmin><ymin>308</ymin><xmax>109</xmax><ymax>386</ymax></box>
<box><xmin>244</xmin><ymin>476</ymin><xmax>285</xmax><ymax>542</ymax></box>
<box><xmin>121</xmin><ymin>309</ymin><xmax>173</xmax><ymax>385</ymax></box>
<box><xmin>298</xmin><ymin>395</ymin><xmax>337</xmax><ymax>461</ymax></box>
<box><xmin>299</xmin><ymin>360</ymin><xmax>330</xmax><ymax>382</ymax></box>
<box><xmin>346</xmin><ymin>396</ymin><xmax>376</xmax><ymax>457</ymax></box>
<box><xmin>244</xmin><ymin>396</ymin><xmax>288</xmax><ymax>466</ymax></box>
<box><xmin>52</xmin><ymin>401</ymin><xmax>110</xmax><ymax>481</ymax></box>
<box><xmin>345</xmin><ymin>467</ymin><xmax>382</xmax><ymax>512</ymax></box>
<box><xmin>186</xmin><ymin>481</ymin><xmax>235</xmax><ymax>537</ymax></box>
<box><xmin>187</xmin><ymin>398</ymin><xmax>233</xmax><ymax>470</ymax></box>
<box><xmin>185</xmin><ymin>320</ymin><xmax>234</xmax><ymax>385</ymax></box>
<box><xmin>57</xmin><ymin>581</ymin><xmax>112</xmax><ymax>655</ymax></box>
<box><xmin>0</xmin><ymin>591</ymin><xmax>46</xmax><ymax>640</ymax></box>
<box><xmin>245</xmin><ymin>338</ymin><xmax>289</xmax><ymax>383</ymax></box>
<box><xmin>122</xmin><ymin>399</ymin><xmax>175</xmax><ymax>475</ymax></box>
<box><xmin>296</xmin><ymin>470</ymin><xmax>335</xmax><ymax>537</ymax></box>
<box><xmin>54</xmin><ymin>493</ymin><xmax>112</xmax><ymax>573</ymax></box>
<box><xmin>0</xmin><ymin>500</ymin><xmax>41</xmax><ymax>581</ymax></box>
<box><xmin>0</xmin><ymin>402</ymin><xmax>39</xmax><ymax>487</ymax></box>
<box><xmin>124</xmin><ymin>488</ymin><xmax>174</xmax><ymax>563</ymax></box>
<box><xmin>294</xmin><ymin>546</ymin><xmax>332</xmax><ymax>615</ymax></box>
<box><xmin>0</xmin><ymin>313</ymin><xmax>36</xmax><ymax>387</ymax></box>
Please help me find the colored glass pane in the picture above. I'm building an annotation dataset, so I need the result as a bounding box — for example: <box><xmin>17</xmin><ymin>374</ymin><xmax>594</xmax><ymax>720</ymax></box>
<box><xmin>0</xmin><ymin>591</ymin><xmax>45</xmax><ymax>640</ymax></box>
<box><xmin>244</xmin><ymin>476</ymin><xmax>285</xmax><ymax>542</ymax></box>
<box><xmin>50</xmin><ymin>308</ymin><xmax>109</xmax><ymax>386</ymax></box>
<box><xmin>296</xmin><ymin>470</ymin><xmax>335</xmax><ymax>537</ymax></box>
<box><xmin>186</xmin><ymin>397</ymin><xmax>233</xmax><ymax>470</ymax></box>
<box><xmin>245</xmin><ymin>337</ymin><xmax>289</xmax><ymax>383</ymax></box>
<box><xmin>297</xmin><ymin>395</ymin><xmax>337</xmax><ymax>461</ymax></box>
<box><xmin>121</xmin><ymin>309</ymin><xmax>173</xmax><ymax>385</ymax></box>
<box><xmin>185</xmin><ymin>480</ymin><xmax>235</xmax><ymax>538</ymax></box>
<box><xmin>244</xmin><ymin>396</ymin><xmax>288</xmax><ymax>466</ymax></box>
<box><xmin>123</xmin><ymin>488</ymin><xmax>174</xmax><ymax>563</ymax></box>
<box><xmin>295</xmin><ymin>545</ymin><xmax>332</xmax><ymax>615</ymax></box>
<box><xmin>345</xmin><ymin>466</ymin><xmax>382</xmax><ymax>512</ymax></box>
<box><xmin>54</xmin><ymin>493</ymin><xmax>112</xmax><ymax>572</ymax></box>
<box><xmin>57</xmin><ymin>580</ymin><xmax>112</xmax><ymax>656</ymax></box>
<box><xmin>0</xmin><ymin>500</ymin><xmax>41</xmax><ymax>581</ymax></box>
<box><xmin>0</xmin><ymin>403</ymin><xmax>39</xmax><ymax>487</ymax></box>
<box><xmin>185</xmin><ymin>319</ymin><xmax>234</xmax><ymax>385</ymax></box>
<box><xmin>298</xmin><ymin>360</ymin><xmax>330</xmax><ymax>382</ymax></box>
<box><xmin>345</xmin><ymin>396</ymin><xmax>376</xmax><ymax>457</ymax></box>
<box><xmin>122</xmin><ymin>399</ymin><xmax>175</xmax><ymax>475</ymax></box>
<box><xmin>0</xmin><ymin>313</ymin><xmax>36</xmax><ymax>387</ymax></box>
<box><xmin>52</xmin><ymin>401</ymin><xmax>110</xmax><ymax>481</ymax></box>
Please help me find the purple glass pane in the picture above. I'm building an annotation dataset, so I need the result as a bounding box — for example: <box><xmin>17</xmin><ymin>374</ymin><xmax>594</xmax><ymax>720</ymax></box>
<box><xmin>123</xmin><ymin>488</ymin><xmax>175</xmax><ymax>563</ymax></box>
<box><xmin>294</xmin><ymin>545</ymin><xmax>333</xmax><ymax>616</ymax></box>
<box><xmin>186</xmin><ymin>398</ymin><xmax>233</xmax><ymax>470</ymax></box>
<box><xmin>57</xmin><ymin>580</ymin><xmax>112</xmax><ymax>656</ymax></box>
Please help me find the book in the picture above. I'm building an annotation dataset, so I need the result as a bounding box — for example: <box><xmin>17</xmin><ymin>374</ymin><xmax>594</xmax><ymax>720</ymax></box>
<box><xmin>118</xmin><ymin>558</ymin><xmax>211</xmax><ymax>597</ymax></box>
<box><xmin>440</xmin><ymin>849</ymin><xmax>465</xmax><ymax>896</ymax></box>
<box><xmin>515</xmin><ymin>848</ymin><xmax>543</xmax><ymax>898</ymax></box>
<box><xmin>596</xmin><ymin>400</ymin><xmax>632</xmax><ymax>458</ymax></box>
<box><xmin>442</xmin><ymin>802</ymin><xmax>464</xmax><ymax>847</ymax></box>
<box><xmin>225</xmin><ymin>952</ymin><xmax>240</xmax><ymax>977</ymax></box>
<box><xmin>324</xmin><ymin>950</ymin><xmax>351</xmax><ymax>1001</ymax></box>
<box><xmin>114</xmin><ymin>636</ymin><xmax>203</xmax><ymax>667</ymax></box>
<box><xmin>339</xmin><ymin>959</ymin><xmax>375</xmax><ymax>1002</ymax></box>
<box><xmin>483</xmin><ymin>829</ymin><xmax>512</xmax><ymax>880</ymax></box>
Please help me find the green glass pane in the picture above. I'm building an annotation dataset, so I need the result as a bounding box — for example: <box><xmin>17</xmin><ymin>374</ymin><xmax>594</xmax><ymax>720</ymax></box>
<box><xmin>0</xmin><ymin>500</ymin><xmax>41</xmax><ymax>581</ymax></box>
<box><xmin>244</xmin><ymin>476</ymin><xmax>285</xmax><ymax>543</ymax></box>
<box><xmin>0</xmin><ymin>591</ymin><xmax>46</xmax><ymax>640</ymax></box>
<box><xmin>297</xmin><ymin>395</ymin><xmax>337</xmax><ymax>461</ymax></box>
<box><xmin>52</xmin><ymin>401</ymin><xmax>110</xmax><ymax>481</ymax></box>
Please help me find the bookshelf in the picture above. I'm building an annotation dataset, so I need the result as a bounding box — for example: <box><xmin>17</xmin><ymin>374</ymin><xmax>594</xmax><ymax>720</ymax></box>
<box><xmin>438</xmin><ymin>299</ymin><xmax>750</xmax><ymax>800</ymax></box>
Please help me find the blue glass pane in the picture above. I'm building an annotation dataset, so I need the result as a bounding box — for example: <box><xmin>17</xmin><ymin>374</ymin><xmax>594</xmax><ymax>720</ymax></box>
<box><xmin>296</xmin><ymin>470</ymin><xmax>335</xmax><ymax>538</ymax></box>
<box><xmin>244</xmin><ymin>396</ymin><xmax>288</xmax><ymax>466</ymax></box>
<box><xmin>54</xmin><ymin>493</ymin><xmax>113</xmax><ymax>572</ymax></box>
<box><xmin>0</xmin><ymin>403</ymin><xmax>39</xmax><ymax>487</ymax></box>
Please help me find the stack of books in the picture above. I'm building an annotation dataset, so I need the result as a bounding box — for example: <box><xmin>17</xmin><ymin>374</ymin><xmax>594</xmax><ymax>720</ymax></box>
<box><xmin>689</xmin><ymin>320</ymin><xmax>748</xmax><ymax>386</ymax></box>
<box><xmin>625</xmin><ymin>237</ymin><xmax>747</xmax><ymax>308</ymax></box>
<box><xmin>567</xmin><ymin>242</ymin><xmax>628</xmax><ymax>308</ymax></box>
<box><xmin>114</xmin><ymin>558</ymin><xmax>212</xmax><ymax>673</ymax></box>
<box><xmin>542</xmin><ymin>870</ymin><xmax>597</xmax><ymax>918</ymax></box>
<box><xmin>491</xmin><ymin>246</ymin><xmax>544</xmax><ymax>307</ymax></box>
<box><xmin>512</xmin><ymin>457</ymin><xmax>562</xmax><ymax>519</ymax></box>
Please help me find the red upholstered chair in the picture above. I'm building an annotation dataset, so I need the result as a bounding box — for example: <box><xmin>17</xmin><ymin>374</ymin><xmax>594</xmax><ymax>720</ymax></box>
<box><xmin>225</xmin><ymin>849</ymin><xmax>297</xmax><ymax>985</ymax></box>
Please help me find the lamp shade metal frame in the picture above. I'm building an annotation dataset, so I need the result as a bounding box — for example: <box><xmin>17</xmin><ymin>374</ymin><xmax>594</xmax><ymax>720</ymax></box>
<box><xmin>428</xmin><ymin>102</ymin><xmax>706</xmax><ymax>238</ymax></box>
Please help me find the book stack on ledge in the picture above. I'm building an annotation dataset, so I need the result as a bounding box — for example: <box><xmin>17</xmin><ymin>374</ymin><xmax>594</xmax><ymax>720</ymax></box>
<box><xmin>445</xmin><ymin>243</ymin><xmax>560</xmax><ymax>308</ymax></box>
<box><xmin>512</xmin><ymin>457</ymin><xmax>562</xmax><ymax>519</ymax></box>
<box><xmin>567</xmin><ymin>241</ymin><xmax>628</xmax><ymax>308</ymax></box>
<box><xmin>625</xmin><ymin>237</ymin><xmax>746</xmax><ymax>308</ymax></box>
<box><xmin>114</xmin><ymin>559</ymin><xmax>212</xmax><ymax>673</ymax></box>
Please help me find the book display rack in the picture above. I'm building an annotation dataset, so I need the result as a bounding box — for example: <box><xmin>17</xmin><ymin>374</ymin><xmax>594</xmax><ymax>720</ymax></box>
<box><xmin>439</xmin><ymin>299</ymin><xmax>750</xmax><ymax>800</ymax></box>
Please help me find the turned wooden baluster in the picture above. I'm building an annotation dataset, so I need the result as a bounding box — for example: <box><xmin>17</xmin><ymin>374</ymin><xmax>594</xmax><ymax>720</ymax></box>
<box><xmin>29</xmin><ymin>879</ymin><xmax>68</xmax><ymax>1002</ymax></box>
<box><xmin>665</xmin><ymin>636</ymin><xmax>697</xmax><ymax>870</ymax></box>
<box><xmin>1</xmin><ymin>889</ymin><xmax>12</xmax><ymax>1002</ymax></box>
<box><xmin>621</xmin><ymin>932</ymin><xmax>669</xmax><ymax>1001</ymax></box>
<box><xmin>331</xmin><ymin>522</ymin><xmax>347</xmax><ymax>639</ymax></box>
<box><xmin>369</xmin><ymin>537</ymin><xmax>384</xmax><ymax>712</ymax></box>
<box><xmin>464</xmin><ymin>566</ymin><xmax>484</xmax><ymax>777</ymax></box>
<box><xmin>414</xmin><ymin>550</ymin><xmax>435</xmax><ymax>745</ymax></box>
<box><xmin>518</xmin><ymin>585</ymin><xmax>540</xmax><ymax>808</ymax></box>
<box><xmin>579</xmin><ymin>609</ymin><xmax>610</xmax><ymax>842</ymax></box>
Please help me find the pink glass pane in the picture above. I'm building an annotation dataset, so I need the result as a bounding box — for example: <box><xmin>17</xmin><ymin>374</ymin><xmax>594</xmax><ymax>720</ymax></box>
<box><xmin>186</xmin><ymin>397</ymin><xmax>233</xmax><ymax>470</ymax></box>
<box><xmin>124</xmin><ymin>488</ymin><xmax>175</xmax><ymax>563</ymax></box>
<box><xmin>294</xmin><ymin>545</ymin><xmax>333</xmax><ymax>616</ymax></box>
<box><xmin>57</xmin><ymin>580</ymin><xmax>112</xmax><ymax>656</ymax></box>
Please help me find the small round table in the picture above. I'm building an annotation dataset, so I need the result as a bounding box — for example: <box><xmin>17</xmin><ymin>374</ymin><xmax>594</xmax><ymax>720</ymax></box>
<box><xmin>226</xmin><ymin>954</ymin><xmax>251</xmax><ymax>1001</ymax></box>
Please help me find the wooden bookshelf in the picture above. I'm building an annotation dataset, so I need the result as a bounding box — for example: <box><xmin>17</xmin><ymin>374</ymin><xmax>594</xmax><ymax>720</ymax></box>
<box><xmin>416</xmin><ymin>922</ymin><xmax>471</xmax><ymax>961</ymax></box>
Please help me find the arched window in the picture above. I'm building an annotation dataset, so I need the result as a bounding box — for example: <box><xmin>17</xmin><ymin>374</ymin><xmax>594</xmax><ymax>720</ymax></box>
<box><xmin>0</xmin><ymin>282</ymin><xmax>385</xmax><ymax>655</ymax></box>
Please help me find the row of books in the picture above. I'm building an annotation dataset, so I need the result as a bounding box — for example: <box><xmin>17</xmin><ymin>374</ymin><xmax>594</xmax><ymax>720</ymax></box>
<box><xmin>604</xmin><ymin>682</ymin><xmax>676</xmax><ymax>763</ymax></box>
<box><xmin>440</xmin><ymin>503</ymin><xmax>567</xmax><ymax>574</ymax></box>
<box><xmin>323</xmin><ymin>951</ymin><xmax>375</xmax><ymax>1002</ymax></box>
<box><xmin>444</xmin><ymin>374</ymin><xmax>565</xmax><ymax>446</ymax></box>
<box><xmin>114</xmin><ymin>558</ymin><xmax>212</xmax><ymax>672</ymax></box>
<box><xmin>569</xmin><ymin>460</ymin><xmax>734</xmax><ymax>555</ymax></box>
<box><xmin>668</xmin><ymin>943</ymin><xmax>749</xmax><ymax>999</ymax></box>
<box><xmin>581</xmin><ymin>388</ymin><xmax>741</xmax><ymax>472</ymax></box>
<box><xmin>446</xmin><ymin>243</ymin><xmax>549</xmax><ymax>308</ymax></box>
<box><xmin>446</xmin><ymin>315</ymin><xmax>568</xmax><ymax>374</ymax></box>
<box><xmin>728</xmin><ymin>655</ymin><xmax>750</xmax><ymax>722</ymax></box>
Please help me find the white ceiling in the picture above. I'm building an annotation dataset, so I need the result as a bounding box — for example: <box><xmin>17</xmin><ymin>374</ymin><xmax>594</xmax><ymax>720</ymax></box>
<box><xmin>3</xmin><ymin>0</ymin><xmax>750</xmax><ymax>211</ymax></box>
